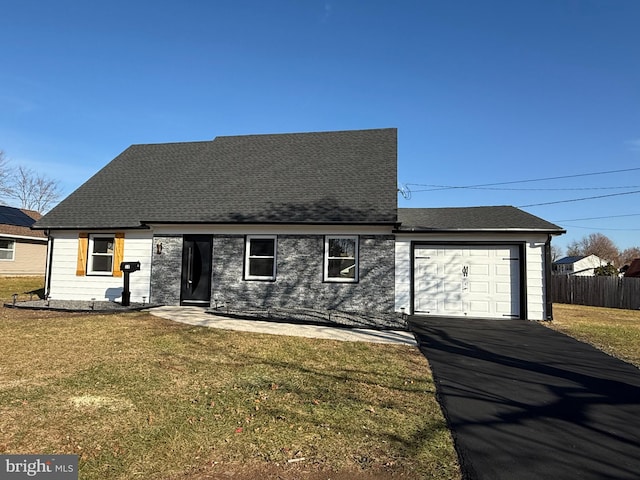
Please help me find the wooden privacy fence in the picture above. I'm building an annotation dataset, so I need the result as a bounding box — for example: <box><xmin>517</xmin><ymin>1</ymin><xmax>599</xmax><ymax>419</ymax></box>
<box><xmin>551</xmin><ymin>275</ymin><xmax>640</xmax><ymax>310</ymax></box>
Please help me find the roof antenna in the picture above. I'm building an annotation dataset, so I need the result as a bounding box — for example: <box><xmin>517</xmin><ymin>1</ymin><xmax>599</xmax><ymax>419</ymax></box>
<box><xmin>398</xmin><ymin>183</ymin><xmax>412</xmax><ymax>200</ymax></box>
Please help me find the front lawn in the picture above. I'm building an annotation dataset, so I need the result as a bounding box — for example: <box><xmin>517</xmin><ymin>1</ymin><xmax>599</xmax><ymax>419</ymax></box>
<box><xmin>0</xmin><ymin>281</ymin><xmax>460</xmax><ymax>480</ymax></box>
<box><xmin>549</xmin><ymin>304</ymin><xmax>640</xmax><ymax>367</ymax></box>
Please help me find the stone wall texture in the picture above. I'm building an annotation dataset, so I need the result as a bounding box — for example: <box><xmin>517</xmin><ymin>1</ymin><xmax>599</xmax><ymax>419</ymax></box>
<box><xmin>149</xmin><ymin>235</ymin><xmax>183</xmax><ymax>305</ymax></box>
<box><xmin>150</xmin><ymin>233</ymin><xmax>401</xmax><ymax>328</ymax></box>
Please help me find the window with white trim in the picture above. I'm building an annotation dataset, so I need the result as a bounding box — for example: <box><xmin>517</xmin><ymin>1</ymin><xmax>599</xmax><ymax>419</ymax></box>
<box><xmin>0</xmin><ymin>239</ymin><xmax>15</xmax><ymax>261</ymax></box>
<box><xmin>245</xmin><ymin>236</ymin><xmax>276</xmax><ymax>280</ymax></box>
<box><xmin>88</xmin><ymin>235</ymin><xmax>115</xmax><ymax>275</ymax></box>
<box><xmin>324</xmin><ymin>236</ymin><xmax>358</xmax><ymax>282</ymax></box>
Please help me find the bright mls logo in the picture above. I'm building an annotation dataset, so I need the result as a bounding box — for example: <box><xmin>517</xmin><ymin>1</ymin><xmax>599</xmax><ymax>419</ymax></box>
<box><xmin>1</xmin><ymin>455</ymin><xmax>77</xmax><ymax>479</ymax></box>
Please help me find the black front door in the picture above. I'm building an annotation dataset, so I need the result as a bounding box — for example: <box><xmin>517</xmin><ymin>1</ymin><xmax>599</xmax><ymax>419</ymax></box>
<box><xmin>181</xmin><ymin>235</ymin><xmax>213</xmax><ymax>306</ymax></box>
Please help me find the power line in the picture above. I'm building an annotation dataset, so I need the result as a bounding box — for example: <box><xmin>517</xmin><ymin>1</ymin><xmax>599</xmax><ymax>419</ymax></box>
<box><xmin>518</xmin><ymin>190</ymin><xmax>640</xmax><ymax>207</ymax></box>
<box><xmin>556</xmin><ymin>224</ymin><xmax>640</xmax><ymax>232</ymax></box>
<box><xmin>410</xmin><ymin>185</ymin><xmax>640</xmax><ymax>192</ymax></box>
<box><xmin>406</xmin><ymin>166</ymin><xmax>640</xmax><ymax>192</ymax></box>
<box><xmin>553</xmin><ymin>213</ymin><xmax>640</xmax><ymax>222</ymax></box>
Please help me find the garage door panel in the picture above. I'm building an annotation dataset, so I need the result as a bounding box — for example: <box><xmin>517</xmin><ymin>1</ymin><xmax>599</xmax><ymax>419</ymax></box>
<box><xmin>495</xmin><ymin>282</ymin><xmax>513</xmax><ymax>294</ymax></box>
<box><xmin>469</xmin><ymin>281</ymin><xmax>490</xmax><ymax>294</ymax></box>
<box><xmin>415</xmin><ymin>296</ymin><xmax>437</xmax><ymax>313</ymax></box>
<box><xmin>442</xmin><ymin>300</ymin><xmax>464</xmax><ymax>313</ymax></box>
<box><xmin>496</xmin><ymin>302</ymin><xmax>518</xmax><ymax>316</ymax></box>
<box><xmin>443</xmin><ymin>281</ymin><xmax>462</xmax><ymax>294</ymax></box>
<box><xmin>443</xmin><ymin>262</ymin><xmax>463</xmax><ymax>275</ymax></box>
<box><xmin>414</xmin><ymin>244</ymin><xmax>520</xmax><ymax>319</ymax></box>
<box><xmin>469</xmin><ymin>264</ymin><xmax>489</xmax><ymax>276</ymax></box>
<box><xmin>469</xmin><ymin>300</ymin><xmax>490</xmax><ymax>313</ymax></box>
<box><xmin>495</xmin><ymin>264</ymin><xmax>514</xmax><ymax>276</ymax></box>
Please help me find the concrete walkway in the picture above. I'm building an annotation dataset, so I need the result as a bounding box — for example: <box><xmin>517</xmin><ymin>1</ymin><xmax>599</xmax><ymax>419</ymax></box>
<box><xmin>148</xmin><ymin>306</ymin><xmax>417</xmax><ymax>345</ymax></box>
<box><xmin>410</xmin><ymin>316</ymin><xmax>640</xmax><ymax>480</ymax></box>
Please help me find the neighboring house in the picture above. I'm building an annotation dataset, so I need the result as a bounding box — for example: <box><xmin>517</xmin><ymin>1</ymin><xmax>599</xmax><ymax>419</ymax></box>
<box><xmin>552</xmin><ymin>254</ymin><xmax>605</xmax><ymax>276</ymax></box>
<box><xmin>33</xmin><ymin>128</ymin><xmax>565</xmax><ymax>325</ymax></box>
<box><xmin>623</xmin><ymin>259</ymin><xmax>640</xmax><ymax>278</ymax></box>
<box><xmin>0</xmin><ymin>206</ymin><xmax>47</xmax><ymax>276</ymax></box>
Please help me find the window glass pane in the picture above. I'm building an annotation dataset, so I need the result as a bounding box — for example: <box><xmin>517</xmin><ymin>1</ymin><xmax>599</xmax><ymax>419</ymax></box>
<box><xmin>328</xmin><ymin>259</ymin><xmax>356</xmax><ymax>278</ymax></box>
<box><xmin>329</xmin><ymin>238</ymin><xmax>355</xmax><ymax>258</ymax></box>
<box><xmin>250</xmin><ymin>239</ymin><xmax>274</xmax><ymax>257</ymax></box>
<box><xmin>0</xmin><ymin>250</ymin><xmax>12</xmax><ymax>260</ymax></box>
<box><xmin>249</xmin><ymin>258</ymin><xmax>274</xmax><ymax>277</ymax></box>
<box><xmin>0</xmin><ymin>240</ymin><xmax>13</xmax><ymax>249</ymax></box>
<box><xmin>92</xmin><ymin>255</ymin><xmax>113</xmax><ymax>272</ymax></box>
<box><xmin>93</xmin><ymin>238</ymin><xmax>114</xmax><ymax>254</ymax></box>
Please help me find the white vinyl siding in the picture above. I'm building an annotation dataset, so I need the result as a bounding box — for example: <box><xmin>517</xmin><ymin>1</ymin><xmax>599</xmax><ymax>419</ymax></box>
<box><xmin>48</xmin><ymin>230</ymin><xmax>152</xmax><ymax>302</ymax></box>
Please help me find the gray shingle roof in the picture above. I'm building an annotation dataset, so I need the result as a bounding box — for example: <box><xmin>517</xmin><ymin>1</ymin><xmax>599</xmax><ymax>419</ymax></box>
<box><xmin>35</xmin><ymin>128</ymin><xmax>398</xmax><ymax>229</ymax></box>
<box><xmin>397</xmin><ymin>206</ymin><xmax>565</xmax><ymax>233</ymax></box>
<box><xmin>553</xmin><ymin>256</ymin><xmax>587</xmax><ymax>264</ymax></box>
<box><xmin>0</xmin><ymin>207</ymin><xmax>46</xmax><ymax>239</ymax></box>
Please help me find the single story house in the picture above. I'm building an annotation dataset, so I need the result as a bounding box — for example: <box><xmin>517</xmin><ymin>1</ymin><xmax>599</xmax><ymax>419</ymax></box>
<box><xmin>33</xmin><ymin>128</ymin><xmax>564</xmax><ymax>326</ymax></box>
<box><xmin>0</xmin><ymin>206</ymin><xmax>47</xmax><ymax>276</ymax></box>
<box><xmin>552</xmin><ymin>254</ymin><xmax>605</xmax><ymax>276</ymax></box>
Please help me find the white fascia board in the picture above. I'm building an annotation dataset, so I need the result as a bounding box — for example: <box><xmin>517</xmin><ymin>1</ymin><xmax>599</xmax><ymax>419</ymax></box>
<box><xmin>0</xmin><ymin>233</ymin><xmax>47</xmax><ymax>242</ymax></box>
<box><xmin>395</xmin><ymin>231</ymin><xmax>550</xmax><ymax>243</ymax></box>
<box><xmin>396</xmin><ymin>228</ymin><xmax>563</xmax><ymax>234</ymax></box>
<box><xmin>149</xmin><ymin>224</ymin><xmax>395</xmax><ymax>236</ymax></box>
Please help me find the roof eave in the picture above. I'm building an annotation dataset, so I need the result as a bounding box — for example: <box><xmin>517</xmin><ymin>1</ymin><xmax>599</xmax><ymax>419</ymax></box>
<box><xmin>143</xmin><ymin>220</ymin><xmax>399</xmax><ymax>227</ymax></box>
<box><xmin>0</xmin><ymin>233</ymin><xmax>48</xmax><ymax>242</ymax></box>
<box><xmin>394</xmin><ymin>227</ymin><xmax>566</xmax><ymax>234</ymax></box>
<box><xmin>32</xmin><ymin>224</ymin><xmax>150</xmax><ymax>231</ymax></box>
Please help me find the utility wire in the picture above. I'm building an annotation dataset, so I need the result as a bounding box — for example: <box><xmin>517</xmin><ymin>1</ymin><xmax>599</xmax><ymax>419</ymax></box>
<box><xmin>556</xmin><ymin>225</ymin><xmax>640</xmax><ymax>232</ymax></box>
<box><xmin>406</xmin><ymin>166</ymin><xmax>640</xmax><ymax>192</ymax></box>
<box><xmin>410</xmin><ymin>185</ymin><xmax>640</xmax><ymax>192</ymax></box>
<box><xmin>553</xmin><ymin>213</ymin><xmax>640</xmax><ymax>222</ymax></box>
<box><xmin>518</xmin><ymin>190</ymin><xmax>640</xmax><ymax>207</ymax></box>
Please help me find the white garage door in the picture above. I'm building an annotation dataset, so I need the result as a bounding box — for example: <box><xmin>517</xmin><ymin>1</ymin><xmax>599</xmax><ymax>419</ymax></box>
<box><xmin>414</xmin><ymin>245</ymin><xmax>521</xmax><ymax>318</ymax></box>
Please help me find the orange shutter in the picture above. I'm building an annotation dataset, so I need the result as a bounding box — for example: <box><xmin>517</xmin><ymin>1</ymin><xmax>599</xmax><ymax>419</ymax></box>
<box><xmin>76</xmin><ymin>232</ymin><xmax>89</xmax><ymax>276</ymax></box>
<box><xmin>113</xmin><ymin>232</ymin><xmax>125</xmax><ymax>277</ymax></box>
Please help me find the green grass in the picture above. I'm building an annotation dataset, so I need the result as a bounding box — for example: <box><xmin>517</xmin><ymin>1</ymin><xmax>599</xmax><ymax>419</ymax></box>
<box><xmin>0</xmin><ymin>276</ymin><xmax>45</xmax><ymax>302</ymax></box>
<box><xmin>549</xmin><ymin>304</ymin><xmax>640</xmax><ymax>367</ymax></box>
<box><xmin>0</xmin><ymin>290</ymin><xmax>460</xmax><ymax>479</ymax></box>
<box><xmin>5</xmin><ymin>281</ymin><xmax>640</xmax><ymax>478</ymax></box>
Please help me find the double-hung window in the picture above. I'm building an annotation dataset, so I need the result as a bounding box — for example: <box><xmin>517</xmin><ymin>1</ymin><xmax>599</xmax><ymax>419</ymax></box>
<box><xmin>324</xmin><ymin>235</ymin><xmax>358</xmax><ymax>282</ymax></box>
<box><xmin>0</xmin><ymin>239</ymin><xmax>15</xmax><ymax>261</ymax></box>
<box><xmin>245</xmin><ymin>235</ymin><xmax>277</xmax><ymax>280</ymax></box>
<box><xmin>88</xmin><ymin>235</ymin><xmax>115</xmax><ymax>275</ymax></box>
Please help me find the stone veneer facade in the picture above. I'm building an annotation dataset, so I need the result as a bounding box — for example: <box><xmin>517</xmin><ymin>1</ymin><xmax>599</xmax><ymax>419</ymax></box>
<box><xmin>149</xmin><ymin>233</ymin><xmax>396</xmax><ymax>323</ymax></box>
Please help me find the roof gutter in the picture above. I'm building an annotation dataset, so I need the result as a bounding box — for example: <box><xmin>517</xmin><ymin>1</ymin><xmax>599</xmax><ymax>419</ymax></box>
<box><xmin>0</xmin><ymin>233</ymin><xmax>48</xmax><ymax>241</ymax></box>
<box><xmin>31</xmin><ymin>224</ymin><xmax>151</xmax><ymax>231</ymax></box>
<box><xmin>393</xmin><ymin>227</ymin><xmax>567</xmax><ymax>235</ymax></box>
<box><xmin>141</xmin><ymin>220</ymin><xmax>400</xmax><ymax>227</ymax></box>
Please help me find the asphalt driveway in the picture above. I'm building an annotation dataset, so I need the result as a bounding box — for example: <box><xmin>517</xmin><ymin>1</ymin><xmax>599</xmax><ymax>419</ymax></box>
<box><xmin>409</xmin><ymin>316</ymin><xmax>640</xmax><ymax>480</ymax></box>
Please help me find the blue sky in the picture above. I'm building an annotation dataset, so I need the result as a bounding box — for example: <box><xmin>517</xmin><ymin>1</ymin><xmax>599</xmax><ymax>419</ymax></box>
<box><xmin>1</xmin><ymin>0</ymin><xmax>639</xmax><ymax>252</ymax></box>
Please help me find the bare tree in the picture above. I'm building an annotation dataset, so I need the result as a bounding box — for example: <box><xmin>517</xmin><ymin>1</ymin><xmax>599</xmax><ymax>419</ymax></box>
<box><xmin>550</xmin><ymin>244</ymin><xmax>562</xmax><ymax>262</ymax></box>
<box><xmin>0</xmin><ymin>151</ymin><xmax>13</xmax><ymax>201</ymax></box>
<box><xmin>564</xmin><ymin>233</ymin><xmax>620</xmax><ymax>266</ymax></box>
<box><xmin>565</xmin><ymin>240</ymin><xmax>581</xmax><ymax>257</ymax></box>
<box><xmin>8</xmin><ymin>166</ymin><xmax>62</xmax><ymax>213</ymax></box>
<box><xmin>620</xmin><ymin>247</ymin><xmax>640</xmax><ymax>266</ymax></box>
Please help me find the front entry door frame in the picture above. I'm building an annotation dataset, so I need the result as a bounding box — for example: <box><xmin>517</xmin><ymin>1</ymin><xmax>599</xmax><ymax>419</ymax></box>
<box><xmin>180</xmin><ymin>235</ymin><xmax>213</xmax><ymax>307</ymax></box>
